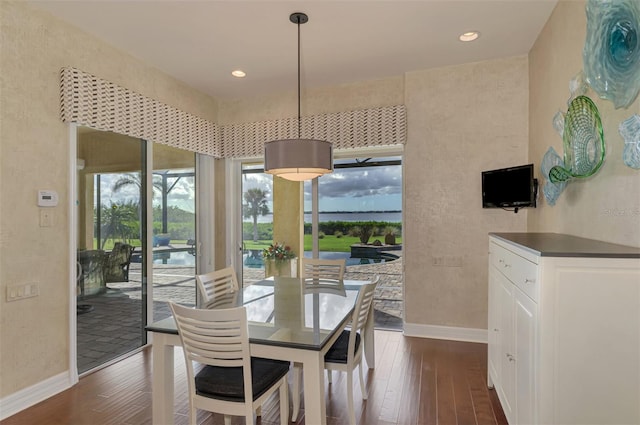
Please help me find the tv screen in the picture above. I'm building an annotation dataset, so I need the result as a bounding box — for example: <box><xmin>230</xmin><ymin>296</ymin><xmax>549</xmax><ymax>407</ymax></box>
<box><xmin>482</xmin><ymin>164</ymin><xmax>536</xmax><ymax>209</ymax></box>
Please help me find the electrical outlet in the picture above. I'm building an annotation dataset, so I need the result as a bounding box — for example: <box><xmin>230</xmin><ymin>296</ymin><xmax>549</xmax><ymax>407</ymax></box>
<box><xmin>6</xmin><ymin>283</ymin><xmax>39</xmax><ymax>302</ymax></box>
<box><xmin>444</xmin><ymin>256</ymin><xmax>463</xmax><ymax>267</ymax></box>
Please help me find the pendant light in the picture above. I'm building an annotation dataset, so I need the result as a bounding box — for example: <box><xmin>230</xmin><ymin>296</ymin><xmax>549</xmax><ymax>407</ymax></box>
<box><xmin>264</xmin><ymin>12</ymin><xmax>333</xmax><ymax>181</ymax></box>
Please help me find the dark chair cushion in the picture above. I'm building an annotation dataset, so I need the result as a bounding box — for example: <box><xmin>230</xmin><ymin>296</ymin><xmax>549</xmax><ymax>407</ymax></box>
<box><xmin>324</xmin><ymin>330</ymin><xmax>361</xmax><ymax>364</ymax></box>
<box><xmin>195</xmin><ymin>357</ymin><xmax>289</xmax><ymax>402</ymax></box>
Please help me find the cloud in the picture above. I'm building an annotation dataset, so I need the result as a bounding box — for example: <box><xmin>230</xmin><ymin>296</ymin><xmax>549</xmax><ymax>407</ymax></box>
<box><xmin>242</xmin><ymin>174</ymin><xmax>273</xmax><ymax>202</ymax></box>
<box><xmin>305</xmin><ymin>165</ymin><xmax>402</xmax><ymax>199</ymax></box>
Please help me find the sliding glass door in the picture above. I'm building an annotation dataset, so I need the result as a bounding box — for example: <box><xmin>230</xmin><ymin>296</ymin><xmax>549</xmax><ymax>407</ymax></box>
<box><xmin>76</xmin><ymin>129</ymin><xmax>198</xmax><ymax>374</ymax></box>
<box><xmin>76</xmin><ymin>128</ymin><xmax>148</xmax><ymax>374</ymax></box>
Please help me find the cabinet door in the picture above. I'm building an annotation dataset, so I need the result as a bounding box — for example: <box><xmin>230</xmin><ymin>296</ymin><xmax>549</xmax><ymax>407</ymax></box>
<box><xmin>497</xmin><ymin>272</ymin><xmax>515</xmax><ymax>424</ymax></box>
<box><xmin>515</xmin><ymin>287</ymin><xmax>537</xmax><ymax>425</ymax></box>
<box><xmin>487</xmin><ymin>265</ymin><xmax>502</xmax><ymax>388</ymax></box>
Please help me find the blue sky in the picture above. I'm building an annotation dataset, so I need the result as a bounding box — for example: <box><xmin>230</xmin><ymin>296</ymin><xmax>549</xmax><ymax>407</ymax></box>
<box><xmin>242</xmin><ymin>157</ymin><xmax>402</xmax><ymax>212</ymax></box>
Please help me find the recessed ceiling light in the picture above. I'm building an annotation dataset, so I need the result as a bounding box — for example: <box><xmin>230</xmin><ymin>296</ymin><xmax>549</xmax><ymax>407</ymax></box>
<box><xmin>459</xmin><ymin>31</ymin><xmax>480</xmax><ymax>42</ymax></box>
<box><xmin>231</xmin><ymin>70</ymin><xmax>246</xmax><ymax>78</ymax></box>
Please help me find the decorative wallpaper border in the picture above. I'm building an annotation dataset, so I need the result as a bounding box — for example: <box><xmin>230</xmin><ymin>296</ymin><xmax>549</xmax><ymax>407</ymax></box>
<box><xmin>60</xmin><ymin>68</ymin><xmax>220</xmax><ymax>156</ymax></box>
<box><xmin>219</xmin><ymin>105</ymin><xmax>406</xmax><ymax>158</ymax></box>
<box><xmin>60</xmin><ymin>68</ymin><xmax>406</xmax><ymax>158</ymax></box>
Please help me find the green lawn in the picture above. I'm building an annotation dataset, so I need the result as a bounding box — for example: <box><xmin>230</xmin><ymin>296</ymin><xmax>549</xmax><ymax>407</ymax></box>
<box><xmin>96</xmin><ymin>235</ymin><xmax>402</xmax><ymax>254</ymax></box>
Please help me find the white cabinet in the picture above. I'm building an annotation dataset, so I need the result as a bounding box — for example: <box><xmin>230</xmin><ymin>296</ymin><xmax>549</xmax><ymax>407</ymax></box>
<box><xmin>488</xmin><ymin>233</ymin><xmax>640</xmax><ymax>425</ymax></box>
<box><xmin>488</xmin><ymin>247</ymin><xmax>535</xmax><ymax>424</ymax></box>
<box><xmin>513</xmin><ymin>286</ymin><xmax>535</xmax><ymax>425</ymax></box>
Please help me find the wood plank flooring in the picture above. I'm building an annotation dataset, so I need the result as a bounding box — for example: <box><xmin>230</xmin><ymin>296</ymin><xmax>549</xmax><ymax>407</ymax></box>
<box><xmin>1</xmin><ymin>330</ymin><xmax>507</xmax><ymax>425</ymax></box>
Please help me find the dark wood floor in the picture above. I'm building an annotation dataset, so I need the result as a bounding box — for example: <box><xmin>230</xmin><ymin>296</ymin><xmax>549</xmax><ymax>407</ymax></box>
<box><xmin>2</xmin><ymin>330</ymin><xmax>507</xmax><ymax>425</ymax></box>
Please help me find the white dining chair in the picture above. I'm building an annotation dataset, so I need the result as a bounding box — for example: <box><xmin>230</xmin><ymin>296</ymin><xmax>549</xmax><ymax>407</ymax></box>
<box><xmin>324</xmin><ymin>276</ymin><xmax>379</xmax><ymax>425</ymax></box>
<box><xmin>169</xmin><ymin>302</ymin><xmax>289</xmax><ymax>425</ymax></box>
<box><xmin>196</xmin><ymin>266</ymin><xmax>239</xmax><ymax>306</ymax></box>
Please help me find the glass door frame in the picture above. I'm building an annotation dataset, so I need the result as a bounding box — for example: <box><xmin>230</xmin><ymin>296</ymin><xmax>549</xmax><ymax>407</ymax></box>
<box><xmin>228</xmin><ymin>145</ymin><xmax>404</xmax><ymax>287</ymax></box>
<box><xmin>69</xmin><ymin>124</ymin><xmax>155</xmax><ymax>382</ymax></box>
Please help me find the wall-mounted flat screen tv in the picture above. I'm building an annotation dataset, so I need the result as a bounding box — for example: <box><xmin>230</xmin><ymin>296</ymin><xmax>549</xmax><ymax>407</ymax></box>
<box><xmin>482</xmin><ymin>164</ymin><xmax>537</xmax><ymax>210</ymax></box>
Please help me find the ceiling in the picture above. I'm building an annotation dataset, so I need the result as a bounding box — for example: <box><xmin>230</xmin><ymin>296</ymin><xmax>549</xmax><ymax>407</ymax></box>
<box><xmin>29</xmin><ymin>0</ymin><xmax>557</xmax><ymax>100</ymax></box>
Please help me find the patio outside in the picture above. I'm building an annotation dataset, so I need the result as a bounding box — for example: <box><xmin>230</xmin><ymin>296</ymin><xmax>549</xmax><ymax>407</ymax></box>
<box><xmin>77</xmin><ymin>254</ymin><xmax>403</xmax><ymax>373</ymax></box>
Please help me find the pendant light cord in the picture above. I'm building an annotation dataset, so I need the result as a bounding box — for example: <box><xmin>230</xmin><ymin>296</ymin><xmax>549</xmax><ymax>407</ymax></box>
<box><xmin>297</xmin><ymin>15</ymin><xmax>301</xmax><ymax>139</ymax></box>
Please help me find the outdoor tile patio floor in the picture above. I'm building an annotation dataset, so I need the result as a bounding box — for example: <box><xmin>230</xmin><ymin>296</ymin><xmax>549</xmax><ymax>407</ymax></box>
<box><xmin>77</xmin><ymin>253</ymin><xmax>403</xmax><ymax>374</ymax></box>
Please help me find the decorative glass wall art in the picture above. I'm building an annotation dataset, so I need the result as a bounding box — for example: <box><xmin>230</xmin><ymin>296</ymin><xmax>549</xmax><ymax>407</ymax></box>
<box><xmin>541</xmin><ymin>147</ymin><xmax>567</xmax><ymax>206</ymax></box>
<box><xmin>542</xmin><ymin>96</ymin><xmax>606</xmax><ymax>206</ymax></box>
<box><xmin>549</xmin><ymin>96</ymin><xmax>605</xmax><ymax>183</ymax></box>
<box><xmin>568</xmin><ymin>71</ymin><xmax>588</xmax><ymax>103</ymax></box>
<box><xmin>619</xmin><ymin>114</ymin><xmax>640</xmax><ymax>169</ymax></box>
<box><xmin>583</xmin><ymin>0</ymin><xmax>640</xmax><ymax>109</ymax></box>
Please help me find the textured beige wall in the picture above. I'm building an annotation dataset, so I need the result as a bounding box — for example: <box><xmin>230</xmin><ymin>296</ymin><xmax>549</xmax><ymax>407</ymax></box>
<box><xmin>0</xmin><ymin>1</ymin><xmax>218</xmax><ymax>397</ymax></box>
<box><xmin>403</xmin><ymin>57</ymin><xmax>530</xmax><ymax>329</ymax></box>
<box><xmin>528</xmin><ymin>0</ymin><xmax>640</xmax><ymax>247</ymax></box>
<box><xmin>217</xmin><ymin>76</ymin><xmax>404</xmax><ymax>124</ymax></box>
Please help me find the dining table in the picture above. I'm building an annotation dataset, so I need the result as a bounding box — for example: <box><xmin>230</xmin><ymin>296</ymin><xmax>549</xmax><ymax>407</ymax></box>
<box><xmin>146</xmin><ymin>276</ymin><xmax>376</xmax><ymax>425</ymax></box>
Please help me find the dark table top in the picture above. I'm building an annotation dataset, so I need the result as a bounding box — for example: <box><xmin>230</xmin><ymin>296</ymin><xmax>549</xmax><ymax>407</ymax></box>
<box><xmin>490</xmin><ymin>232</ymin><xmax>640</xmax><ymax>258</ymax></box>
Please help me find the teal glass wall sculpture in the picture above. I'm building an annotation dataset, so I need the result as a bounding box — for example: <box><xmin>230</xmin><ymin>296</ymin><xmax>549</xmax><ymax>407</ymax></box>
<box><xmin>583</xmin><ymin>0</ymin><xmax>640</xmax><ymax>109</ymax></box>
<box><xmin>619</xmin><ymin>114</ymin><xmax>640</xmax><ymax>169</ymax></box>
<box><xmin>541</xmin><ymin>147</ymin><xmax>567</xmax><ymax>206</ymax></box>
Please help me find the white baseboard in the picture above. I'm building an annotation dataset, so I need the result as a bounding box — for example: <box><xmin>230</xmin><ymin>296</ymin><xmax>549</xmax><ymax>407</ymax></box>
<box><xmin>0</xmin><ymin>371</ymin><xmax>71</xmax><ymax>420</ymax></box>
<box><xmin>403</xmin><ymin>322</ymin><xmax>487</xmax><ymax>343</ymax></box>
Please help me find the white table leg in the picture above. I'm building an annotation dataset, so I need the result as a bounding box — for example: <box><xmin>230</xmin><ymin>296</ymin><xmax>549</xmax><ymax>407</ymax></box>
<box><xmin>302</xmin><ymin>350</ymin><xmax>327</xmax><ymax>425</ymax></box>
<box><xmin>364</xmin><ymin>304</ymin><xmax>375</xmax><ymax>369</ymax></box>
<box><xmin>152</xmin><ymin>333</ymin><xmax>176</xmax><ymax>425</ymax></box>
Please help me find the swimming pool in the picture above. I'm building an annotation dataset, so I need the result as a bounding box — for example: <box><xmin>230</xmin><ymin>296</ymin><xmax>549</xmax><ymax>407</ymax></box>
<box><xmin>243</xmin><ymin>250</ymin><xmax>399</xmax><ymax>269</ymax></box>
<box><xmin>150</xmin><ymin>249</ymin><xmax>400</xmax><ymax>268</ymax></box>
<box><xmin>153</xmin><ymin>250</ymin><xmax>196</xmax><ymax>265</ymax></box>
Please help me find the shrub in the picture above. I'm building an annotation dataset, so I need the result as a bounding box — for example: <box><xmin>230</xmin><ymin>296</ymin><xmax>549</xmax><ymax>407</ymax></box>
<box><xmin>335</xmin><ymin>231</ymin><xmax>343</xmax><ymax>238</ymax></box>
<box><xmin>318</xmin><ymin>231</ymin><xmax>325</xmax><ymax>239</ymax></box>
<box><xmin>349</xmin><ymin>225</ymin><xmax>375</xmax><ymax>244</ymax></box>
<box><xmin>383</xmin><ymin>226</ymin><xmax>397</xmax><ymax>236</ymax></box>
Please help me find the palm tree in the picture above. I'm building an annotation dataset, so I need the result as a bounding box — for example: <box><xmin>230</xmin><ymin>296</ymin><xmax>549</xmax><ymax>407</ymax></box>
<box><xmin>243</xmin><ymin>188</ymin><xmax>269</xmax><ymax>242</ymax></box>
<box><xmin>111</xmin><ymin>172</ymin><xmax>163</xmax><ymax>197</ymax></box>
<box><xmin>109</xmin><ymin>172</ymin><xmax>163</xmax><ymax>242</ymax></box>
<box><xmin>99</xmin><ymin>201</ymin><xmax>138</xmax><ymax>248</ymax></box>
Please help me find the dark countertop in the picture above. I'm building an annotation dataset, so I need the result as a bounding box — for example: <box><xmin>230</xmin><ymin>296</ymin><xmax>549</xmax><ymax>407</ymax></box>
<box><xmin>490</xmin><ymin>232</ymin><xmax>640</xmax><ymax>258</ymax></box>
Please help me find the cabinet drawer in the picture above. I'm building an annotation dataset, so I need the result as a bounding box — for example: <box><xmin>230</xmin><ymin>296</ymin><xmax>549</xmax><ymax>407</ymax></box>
<box><xmin>490</xmin><ymin>242</ymin><xmax>539</xmax><ymax>302</ymax></box>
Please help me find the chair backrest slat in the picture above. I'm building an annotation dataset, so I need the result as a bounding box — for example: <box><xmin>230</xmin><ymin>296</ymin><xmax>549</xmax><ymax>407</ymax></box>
<box><xmin>196</xmin><ymin>266</ymin><xmax>240</xmax><ymax>304</ymax></box>
<box><xmin>301</xmin><ymin>258</ymin><xmax>346</xmax><ymax>282</ymax></box>
<box><xmin>170</xmin><ymin>303</ymin><xmax>249</xmax><ymax>369</ymax></box>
